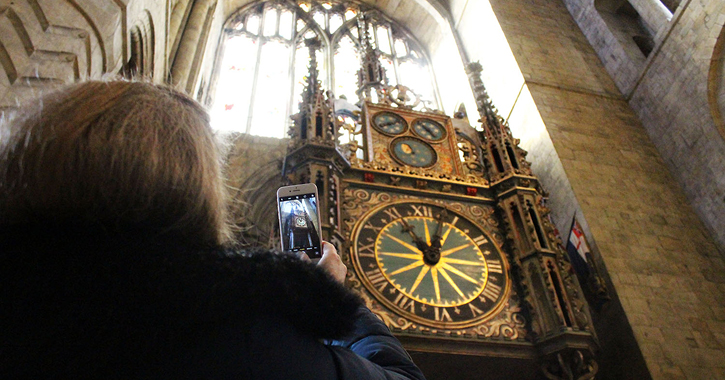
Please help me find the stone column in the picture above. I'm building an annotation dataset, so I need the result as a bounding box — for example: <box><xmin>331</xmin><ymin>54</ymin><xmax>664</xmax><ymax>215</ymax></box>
<box><xmin>169</xmin><ymin>0</ymin><xmax>214</xmax><ymax>90</ymax></box>
<box><xmin>167</xmin><ymin>0</ymin><xmax>191</xmax><ymax>64</ymax></box>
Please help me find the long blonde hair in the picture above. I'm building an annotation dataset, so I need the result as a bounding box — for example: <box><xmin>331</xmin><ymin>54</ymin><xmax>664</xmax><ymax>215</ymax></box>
<box><xmin>0</xmin><ymin>81</ymin><xmax>235</xmax><ymax>247</ymax></box>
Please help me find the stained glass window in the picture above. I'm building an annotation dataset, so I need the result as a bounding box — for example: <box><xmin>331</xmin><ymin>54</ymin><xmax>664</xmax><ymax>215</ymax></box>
<box><xmin>210</xmin><ymin>0</ymin><xmax>439</xmax><ymax>137</ymax></box>
<box><xmin>333</xmin><ymin>34</ymin><xmax>359</xmax><ymax>101</ymax></box>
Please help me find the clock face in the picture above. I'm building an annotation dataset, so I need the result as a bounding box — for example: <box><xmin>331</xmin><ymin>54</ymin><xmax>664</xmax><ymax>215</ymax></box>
<box><xmin>372</xmin><ymin>112</ymin><xmax>407</xmax><ymax>135</ymax></box>
<box><xmin>412</xmin><ymin>118</ymin><xmax>447</xmax><ymax>142</ymax></box>
<box><xmin>295</xmin><ymin>216</ymin><xmax>307</xmax><ymax>227</ymax></box>
<box><xmin>390</xmin><ymin>137</ymin><xmax>437</xmax><ymax>168</ymax></box>
<box><xmin>352</xmin><ymin>201</ymin><xmax>509</xmax><ymax>328</ymax></box>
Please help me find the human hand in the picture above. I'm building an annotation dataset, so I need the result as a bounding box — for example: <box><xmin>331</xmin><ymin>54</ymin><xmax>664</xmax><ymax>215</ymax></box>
<box><xmin>317</xmin><ymin>241</ymin><xmax>347</xmax><ymax>284</ymax></box>
<box><xmin>297</xmin><ymin>252</ymin><xmax>311</xmax><ymax>262</ymax></box>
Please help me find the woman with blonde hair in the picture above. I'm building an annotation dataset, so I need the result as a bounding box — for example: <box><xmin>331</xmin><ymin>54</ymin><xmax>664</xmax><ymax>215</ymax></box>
<box><xmin>0</xmin><ymin>81</ymin><xmax>425</xmax><ymax>379</ymax></box>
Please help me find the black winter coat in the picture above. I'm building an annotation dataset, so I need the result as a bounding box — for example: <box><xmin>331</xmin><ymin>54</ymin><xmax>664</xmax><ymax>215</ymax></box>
<box><xmin>0</xmin><ymin>227</ymin><xmax>426</xmax><ymax>379</ymax></box>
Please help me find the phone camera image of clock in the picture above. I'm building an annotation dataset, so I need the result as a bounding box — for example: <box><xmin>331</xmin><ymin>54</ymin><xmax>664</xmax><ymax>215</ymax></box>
<box><xmin>412</xmin><ymin>118</ymin><xmax>447</xmax><ymax>142</ymax></box>
<box><xmin>372</xmin><ymin>112</ymin><xmax>407</xmax><ymax>136</ymax></box>
<box><xmin>351</xmin><ymin>201</ymin><xmax>509</xmax><ymax>328</ymax></box>
<box><xmin>278</xmin><ymin>194</ymin><xmax>321</xmax><ymax>256</ymax></box>
<box><xmin>390</xmin><ymin>137</ymin><xmax>437</xmax><ymax>168</ymax></box>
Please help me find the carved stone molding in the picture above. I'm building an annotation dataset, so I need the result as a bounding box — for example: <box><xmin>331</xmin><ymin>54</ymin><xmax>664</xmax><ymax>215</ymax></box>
<box><xmin>0</xmin><ymin>0</ymin><xmax>131</xmax><ymax>109</ymax></box>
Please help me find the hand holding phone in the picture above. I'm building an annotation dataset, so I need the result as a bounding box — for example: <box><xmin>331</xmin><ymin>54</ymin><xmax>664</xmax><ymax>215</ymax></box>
<box><xmin>277</xmin><ymin>184</ymin><xmax>323</xmax><ymax>259</ymax></box>
<box><xmin>317</xmin><ymin>241</ymin><xmax>347</xmax><ymax>284</ymax></box>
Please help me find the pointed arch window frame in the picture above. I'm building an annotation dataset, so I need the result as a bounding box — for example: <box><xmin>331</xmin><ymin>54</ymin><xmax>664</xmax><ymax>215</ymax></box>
<box><xmin>208</xmin><ymin>0</ymin><xmax>441</xmax><ymax>137</ymax></box>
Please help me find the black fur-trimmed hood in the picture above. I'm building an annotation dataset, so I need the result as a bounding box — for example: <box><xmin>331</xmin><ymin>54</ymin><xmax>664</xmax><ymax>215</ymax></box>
<box><xmin>1</xmin><ymin>228</ymin><xmax>363</xmax><ymax>343</ymax></box>
<box><xmin>188</xmin><ymin>247</ymin><xmax>363</xmax><ymax>339</ymax></box>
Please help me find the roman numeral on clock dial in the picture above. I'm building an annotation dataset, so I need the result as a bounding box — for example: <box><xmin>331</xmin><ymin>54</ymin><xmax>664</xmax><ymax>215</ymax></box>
<box><xmin>469</xmin><ymin>303</ymin><xmax>484</xmax><ymax>317</ymax></box>
<box><xmin>358</xmin><ymin>242</ymin><xmax>376</xmax><ymax>258</ymax></box>
<box><xmin>364</xmin><ymin>222</ymin><xmax>382</xmax><ymax>233</ymax></box>
<box><xmin>487</xmin><ymin>260</ymin><xmax>503</xmax><ymax>274</ymax></box>
<box><xmin>435</xmin><ymin>307</ymin><xmax>452</xmax><ymax>322</ymax></box>
<box><xmin>472</xmin><ymin>235</ymin><xmax>488</xmax><ymax>246</ymax></box>
<box><xmin>481</xmin><ymin>282</ymin><xmax>502</xmax><ymax>302</ymax></box>
<box><xmin>393</xmin><ymin>293</ymin><xmax>416</xmax><ymax>313</ymax></box>
<box><xmin>366</xmin><ymin>269</ymin><xmax>388</xmax><ymax>292</ymax></box>
<box><xmin>411</xmin><ymin>205</ymin><xmax>432</xmax><ymax>217</ymax></box>
<box><xmin>383</xmin><ymin>207</ymin><xmax>402</xmax><ymax>222</ymax></box>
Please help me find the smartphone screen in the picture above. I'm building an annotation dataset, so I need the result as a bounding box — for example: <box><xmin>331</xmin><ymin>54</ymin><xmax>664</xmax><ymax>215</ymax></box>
<box><xmin>278</xmin><ymin>192</ymin><xmax>322</xmax><ymax>258</ymax></box>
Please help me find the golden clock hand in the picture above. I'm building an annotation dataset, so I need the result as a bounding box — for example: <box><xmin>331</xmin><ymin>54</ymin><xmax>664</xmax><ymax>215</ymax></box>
<box><xmin>423</xmin><ymin>219</ymin><xmax>431</xmax><ymax>246</ymax></box>
<box><xmin>440</xmin><ymin>225</ymin><xmax>454</xmax><ymax>246</ymax></box>
<box><xmin>434</xmin><ymin>210</ymin><xmax>446</xmax><ymax>237</ymax></box>
<box><xmin>438</xmin><ymin>267</ymin><xmax>465</xmax><ymax>299</ymax></box>
<box><xmin>430</xmin><ymin>209</ymin><xmax>448</xmax><ymax>252</ymax></box>
<box><xmin>399</xmin><ymin>218</ymin><xmax>428</xmax><ymax>251</ymax></box>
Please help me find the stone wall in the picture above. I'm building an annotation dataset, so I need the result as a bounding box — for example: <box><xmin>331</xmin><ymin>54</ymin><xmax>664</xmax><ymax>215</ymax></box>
<box><xmin>564</xmin><ymin>0</ymin><xmax>725</xmax><ymax>261</ymax></box>
<box><xmin>450</xmin><ymin>0</ymin><xmax>725</xmax><ymax>378</ymax></box>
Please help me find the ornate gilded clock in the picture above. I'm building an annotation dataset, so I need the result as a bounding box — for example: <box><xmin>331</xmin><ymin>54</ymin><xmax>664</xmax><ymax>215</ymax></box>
<box><xmin>286</xmin><ymin>34</ymin><xmax>599</xmax><ymax>378</ymax></box>
<box><xmin>351</xmin><ymin>200</ymin><xmax>510</xmax><ymax>328</ymax></box>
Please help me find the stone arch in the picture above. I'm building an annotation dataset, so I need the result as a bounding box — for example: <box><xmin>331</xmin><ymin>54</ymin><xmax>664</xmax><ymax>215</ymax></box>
<box><xmin>708</xmin><ymin>22</ymin><xmax>725</xmax><ymax>141</ymax></box>
<box><xmin>125</xmin><ymin>27</ymin><xmax>144</xmax><ymax>77</ymax></box>
<box><xmin>124</xmin><ymin>11</ymin><xmax>155</xmax><ymax>78</ymax></box>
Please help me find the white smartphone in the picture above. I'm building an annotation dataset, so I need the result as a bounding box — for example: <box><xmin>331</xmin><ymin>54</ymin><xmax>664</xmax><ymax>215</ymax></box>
<box><xmin>277</xmin><ymin>183</ymin><xmax>323</xmax><ymax>258</ymax></box>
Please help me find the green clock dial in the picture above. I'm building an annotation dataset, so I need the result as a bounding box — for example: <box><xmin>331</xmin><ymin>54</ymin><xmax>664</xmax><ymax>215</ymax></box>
<box><xmin>412</xmin><ymin>118</ymin><xmax>447</xmax><ymax>142</ymax></box>
<box><xmin>390</xmin><ymin>137</ymin><xmax>436</xmax><ymax>168</ymax></box>
<box><xmin>352</xmin><ymin>201</ymin><xmax>509</xmax><ymax>328</ymax></box>
<box><xmin>372</xmin><ymin>112</ymin><xmax>407</xmax><ymax>135</ymax></box>
<box><xmin>376</xmin><ymin>216</ymin><xmax>487</xmax><ymax>307</ymax></box>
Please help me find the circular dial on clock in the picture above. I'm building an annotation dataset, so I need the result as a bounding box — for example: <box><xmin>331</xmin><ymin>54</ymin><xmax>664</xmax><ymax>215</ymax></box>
<box><xmin>372</xmin><ymin>112</ymin><xmax>407</xmax><ymax>136</ymax></box>
<box><xmin>352</xmin><ymin>201</ymin><xmax>509</xmax><ymax>328</ymax></box>
<box><xmin>390</xmin><ymin>137</ymin><xmax>437</xmax><ymax>168</ymax></box>
<box><xmin>412</xmin><ymin>118</ymin><xmax>447</xmax><ymax>142</ymax></box>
